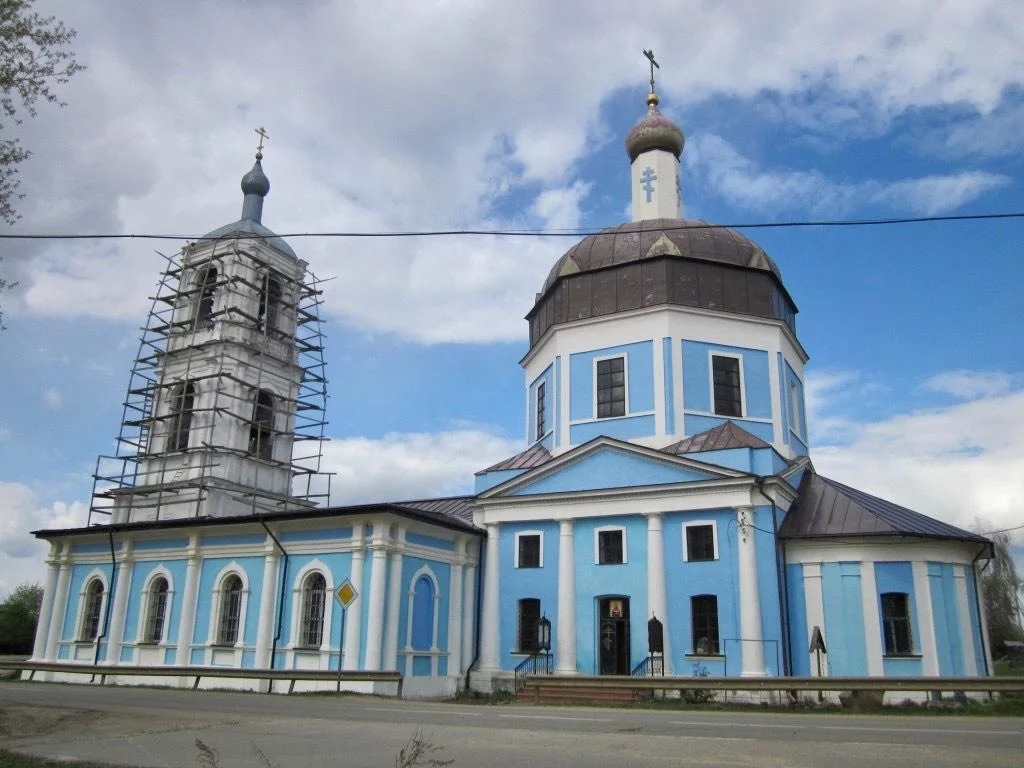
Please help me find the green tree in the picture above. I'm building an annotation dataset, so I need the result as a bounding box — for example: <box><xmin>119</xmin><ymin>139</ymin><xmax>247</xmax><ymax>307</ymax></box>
<box><xmin>980</xmin><ymin>529</ymin><xmax>1024</xmax><ymax>657</ymax></box>
<box><xmin>0</xmin><ymin>582</ymin><xmax>42</xmax><ymax>654</ymax></box>
<box><xmin>1</xmin><ymin>0</ymin><xmax>84</xmax><ymax>224</ymax></box>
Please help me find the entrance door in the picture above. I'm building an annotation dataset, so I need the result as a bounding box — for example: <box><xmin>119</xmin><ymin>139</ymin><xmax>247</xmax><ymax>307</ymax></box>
<box><xmin>598</xmin><ymin>597</ymin><xmax>630</xmax><ymax>675</ymax></box>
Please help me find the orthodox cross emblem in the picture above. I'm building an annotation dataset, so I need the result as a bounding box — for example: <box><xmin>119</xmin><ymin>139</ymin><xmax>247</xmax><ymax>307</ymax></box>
<box><xmin>255</xmin><ymin>126</ymin><xmax>270</xmax><ymax>157</ymax></box>
<box><xmin>643</xmin><ymin>48</ymin><xmax>659</xmax><ymax>94</ymax></box>
<box><xmin>640</xmin><ymin>166</ymin><xmax>657</xmax><ymax>202</ymax></box>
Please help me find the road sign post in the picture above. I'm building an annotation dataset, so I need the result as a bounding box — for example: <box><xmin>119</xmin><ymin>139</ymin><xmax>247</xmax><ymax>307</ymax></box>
<box><xmin>334</xmin><ymin>579</ymin><xmax>359</xmax><ymax>692</ymax></box>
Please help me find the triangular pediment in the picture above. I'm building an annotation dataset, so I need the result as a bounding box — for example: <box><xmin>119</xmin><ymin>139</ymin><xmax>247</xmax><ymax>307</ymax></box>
<box><xmin>480</xmin><ymin>437</ymin><xmax>747</xmax><ymax>498</ymax></box>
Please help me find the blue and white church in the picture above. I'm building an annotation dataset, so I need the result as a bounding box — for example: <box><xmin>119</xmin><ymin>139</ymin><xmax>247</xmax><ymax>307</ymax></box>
<box><xmin>27</xmin><ymin>79</ymin><xmax>995</xmax><ymax>699</ymax></box>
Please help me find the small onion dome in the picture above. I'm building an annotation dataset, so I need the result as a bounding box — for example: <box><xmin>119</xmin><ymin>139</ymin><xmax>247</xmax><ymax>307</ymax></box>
<box><xmin>625</xmin><ymin>92</ymin><xmax>684</xmax><ymax>162</ymax></box>
<box><xmin>241</xmin><ymin>157</ymin><xmax>270</xmax><ymax>198</ymax></box>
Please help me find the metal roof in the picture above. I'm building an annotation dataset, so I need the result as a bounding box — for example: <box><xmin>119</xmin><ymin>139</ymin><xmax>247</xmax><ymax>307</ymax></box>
<box><xmin>478</xmin><ymin>442</ymin><xmax>552</xmax><ymax>473</ymax></box>
<box><xmin>662</xmin><ymin>420</ymin><xmax>770</xmax><ymax>454</ymax></box>
<box><xmin>395</xmin><ymin>496</ymin><xmax>476</xmax><ymax>525</ymax></box>
<box><xmin>780</xmin><ymin>472</ymin><xmax>990</xmax><ymax>547</ymax></box>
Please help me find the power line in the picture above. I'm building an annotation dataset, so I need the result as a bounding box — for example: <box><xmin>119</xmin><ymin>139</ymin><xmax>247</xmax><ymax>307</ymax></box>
<box><xmin>981</xmin><ymin>523</ymin><xmax>1024</xmax><ymax>537</ymax></box>
<box><xmin>2</xmin><ymin>211</ymin><xmax>1023</xmax><ymax>242</ymax></box>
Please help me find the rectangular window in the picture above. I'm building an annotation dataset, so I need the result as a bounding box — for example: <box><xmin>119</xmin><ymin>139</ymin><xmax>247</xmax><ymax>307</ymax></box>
<box><xmin>597</xmin><ymin>528</ymin><xmax>624</xmax><ymax>565</ymax></box>
<box><xmin>691</xmin><ymin>595</ymin><xmax>720</xmax><ymax>655</ymax></box>
<box><xmin>881</xmin><ymin>592</ymin><xmax>914</xmax><ymax>655</ymax></box>
<box><xmin>685</xmin><ymin>523</ymin><xmax>716</xmax><ymax>561</ymax></box>
<box><xmin>536</xmin><ymin>381</ymin><xmax>546</xmax><ymax>440</ymax></box>
<box><xmin>518</xmin><ymin>598</ymin><xmax>541</xmax><ymax>653</ymax></box>
<box><xmin>596</xmin><ymin>357</ymin><xmax>626</xmax><ymax>418</ymax></box>
<box><xmin>517</xmin><ymin>533</ymin><xmax>542</xmax><ymax>568</ymax></box>
<box><xmin>712</xmin><ymin>355</ymin><xmax>742</xmax><ymax>417</ymax></box>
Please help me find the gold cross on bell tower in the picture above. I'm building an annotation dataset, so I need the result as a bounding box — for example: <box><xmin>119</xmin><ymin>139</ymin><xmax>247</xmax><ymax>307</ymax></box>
<box><xmin>255</xmin><ymin>126</ymin><xmax>270</xmax><ymax>159</ymax></box>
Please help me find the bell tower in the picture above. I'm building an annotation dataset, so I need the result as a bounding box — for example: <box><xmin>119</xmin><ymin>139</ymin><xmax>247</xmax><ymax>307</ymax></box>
<box><xmin>93</xmin><ymin>137</ymin><xmax>330</xmax><ymax>524</ymax></box>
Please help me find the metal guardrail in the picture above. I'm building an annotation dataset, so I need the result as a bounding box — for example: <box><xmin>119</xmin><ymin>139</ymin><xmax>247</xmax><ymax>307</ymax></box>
<box><xmin>522</xmin><ymin>673</ymin><xmax>1024</xmax><ymax>694</ymax></box>
<box><xmin>0</xmin><ymin>661</ymin><xmax>403</xmax><ymax>697</ymax></box>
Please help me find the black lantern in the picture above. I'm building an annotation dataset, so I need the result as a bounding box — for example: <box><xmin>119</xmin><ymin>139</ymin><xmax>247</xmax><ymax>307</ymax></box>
<box><xmin>537</xmin><ymin>614</ymin><xmax>551</xmax><ymax>653</ymax></box>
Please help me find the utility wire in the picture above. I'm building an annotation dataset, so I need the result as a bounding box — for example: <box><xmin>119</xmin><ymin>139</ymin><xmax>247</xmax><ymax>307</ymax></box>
<box><xmin>1</xmin><ymin>211</ymin><xmax>1023</xmax><ymax>242</ymax></box>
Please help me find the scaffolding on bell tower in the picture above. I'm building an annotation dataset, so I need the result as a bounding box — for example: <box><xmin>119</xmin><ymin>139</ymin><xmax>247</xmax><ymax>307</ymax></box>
<box><xmin>88</xmin><ymin>236</ymin><xmax>332</xmax><ymax>526</ymax></box>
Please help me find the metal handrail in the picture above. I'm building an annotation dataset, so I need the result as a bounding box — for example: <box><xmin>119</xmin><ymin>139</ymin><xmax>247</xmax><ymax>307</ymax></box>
<box><xmin>630</xmin><ymin>655</ymin><xmax>664</xmax><ymax>677</ymax></box>
<box><xmin>513</xmin><ymin>652</ymin><xmax>552</xmax><ymax>692</ymax></box>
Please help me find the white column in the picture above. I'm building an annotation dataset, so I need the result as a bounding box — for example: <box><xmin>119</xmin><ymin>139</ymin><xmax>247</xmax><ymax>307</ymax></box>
<box><xmin>737</xmin><ymin>506</ymin><xmax>765</xmax><ymax>676</ymax></box>
<box><xmin>912</xmin><ymin>560</ymin><xmax>939</xmax><ymax>676</ymax></box>
<box><xmin>448</xmin><ymin>539</ymin><xmax>465</xmax><ymax>677</ymax></box>
<box><xmin>461</xmin><ymin>557</ymin><xmax>477</xmax><ymax>674</ymax></box>
<box><xmin>954</xmin><ymin>564</ymin><xmax>979</xmax><ymax>676</ymax></box>
<box><xmin>254</xmin><ymin>541</ymin><xmax>281</xmax><ymax>669</ymax></box>
<box><xmin>175</xmin><ymin>536</ymin><xmax>202</xmax><ymax>665</ymax></box>
<box><xmin>645</xmin><ymin>512</ymin><xmax>670</xmax><ymax>672</ymax></box>
<box><xmin>382</xmin><ymin>527</ymin><xmax>405</xmax><ymax>671</ymax></box>
<box><xmin>802</xmin><ymin>563</ymin><xmax>826</xmax><ymax>676</ymax></box>
<box><xmin>44</xmin><ymin>551</ymin><xmax>73</xmax><ymax>661</ymax></box>
<box><xmin>343</xmin><ymin>525</ymin><xmax>366</xmax><ymax>670</ymax></box>
<box><xmin>106</xmin><ymin>539</ymin><xmax>134</xmax><ymax>664</ymax></box>
<box><xmin>32</xmin><ymin>543</ymin><xmax>62</xmax><ymax>660</ymax></box>
<box><xmin>363</xmin><ymin>526</ymin><xmax>390</xmax><ymax>671</ymax></box>
<box><xmin>478</xmin><ymin>523</ymin><xmax>500</xmax><ymax>671</ymax></box>
<box><xmin>556</xmin><ymin>518</ymin><xmax>578</xmax><ymax>675</ymax></box>
<box><xmin>860</xmin><ymin>560</ymin><xmax>884</xmax><ymax>676</ymax></box>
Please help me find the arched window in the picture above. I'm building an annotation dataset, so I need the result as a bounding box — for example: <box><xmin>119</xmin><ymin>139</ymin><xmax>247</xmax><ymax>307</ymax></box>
<box><xmin>166</xmin><ymin>381</ymin><xmax>196</xmax><ymax>452</ymax></box>
<box><xmin>217</xmin><ymin>574</ymin><xmax>244</xmax><ymax>645</ymax></box>
<box><xmin>144</xmin><ymin>576</ymin><xmax>169</xmax><ymax>644</ymax></box>
<box><xmin>299</xmin><ymin>572</ymin><xmax>327</xmax><ymax>649</ymax></box>
<box><xmin>410</xmin><ymin>576</ymin><xmax>435</xmax><ymax>651</ymax></box>
<box><xmin>248</xmin><ymin>389</ymin><xmax>275</xmax><ymax>461</ymax></box>
<box><xmin>80</xmin><ymin>578</ymin><xmax>105</xmax><ymax>641</ymax></box>
<box><xmin>257</xmin><ymin>273</ymin><xmax>282</xmax><ymax>333</ymax></box>
<box><xmin>193</xmin><ymin>266</ymin><xmax>218</xmax><ymax>329</ymax></box>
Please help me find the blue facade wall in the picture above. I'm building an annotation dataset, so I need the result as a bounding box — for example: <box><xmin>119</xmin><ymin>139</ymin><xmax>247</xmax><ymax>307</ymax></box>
<box><xmin>569</xmin><ymin>341</ymin><xmax>654</xmax><ymax>421</ymax></box>
<box><xmin>681</xmin><ymin>341</ymin><xmax>771</xmax><ymax>419</ymax></box>
<box><xmin>786</xmin><ymin>563</ymin><xmax>809</xmax><ymax>675</ymax></box>
<box><xmin>663</xmin><ymin>337</ymin><xmax>674</xmax><ymax>434</ymax></box>
<box><xmin>753</xmin><ymin>506</ymin><xmax>784</xmax><ymax>676</ymax></box>
<box><xmin>570</xmin><ymin>414</ymin><xmax>655</xmax><ymax>444</ymax></box>
<box><xmin>498</xmin><ymin>521</ymin><xmax>559</xmax><ymax>669</ymax></box>
<box><xmin>529</xmin><ymin>364</ymin><xmax>554</xmax><ymax>444</ymax></box>
<box><xmin>397</xmin><ymin>556</ymin><xmax>451</xmax><ymax>675</ymax></box>
<box><xmin>874</xmin><ymin>561</ymin><xmax>922</xmax><ymax>674</ymax></box>
<box><xmin>929</xmin><ymin>562</ymin><xmax>964</xmax><ymax>675</ymax></box>
<box><xmin>192</xmin><ymin>556</ymin><xmax>264</xmax><ymax>647</ymax></box>
<box><xmin>820</xmin><ymin>562</ymin><xmax>867</xmax><ymax>675</ymax></box>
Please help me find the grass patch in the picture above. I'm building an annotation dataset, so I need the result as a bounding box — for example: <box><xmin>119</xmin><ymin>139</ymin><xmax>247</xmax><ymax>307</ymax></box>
<box><xmin>0</xmin><ymin>750</ymin><xmax>123</xmax><ymax>768</ymax></box>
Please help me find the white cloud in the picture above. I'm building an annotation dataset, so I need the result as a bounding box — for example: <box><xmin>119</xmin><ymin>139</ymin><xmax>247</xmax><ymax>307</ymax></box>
<box><xmin>42</xmin><ymin>388</ymin><xmax>63</xmax><ymax>410</ymax></box>
<box><xmin>923</xmin><ymin>370</ymin><xmax>1016</xmax><ymax>400</ymax></box>
<box><xmin>810</xmin><ymin>372</ymin><xmax>1024</xmax><ymax>545</ymax></box>
<box><xmin>0</xmin><ymin>482</ymin><xmax>87</xmax><ymax>596</ymax></box>
<box><xmin>319</xmin><ymin>428</ymin><xmax>520</xmax><ymax>505</ymax></box>
<box><xmin>689</xmin><ymin>135</ymin><xmax>1010</xmax><ymax>216</ymax></box>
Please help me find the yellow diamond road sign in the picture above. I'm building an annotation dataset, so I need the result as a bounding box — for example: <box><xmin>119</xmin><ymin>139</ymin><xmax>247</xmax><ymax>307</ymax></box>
<box><xmin>335</xmin><ymin>579</ymin><xmax>358</xmax><ymax>608</ymax></box>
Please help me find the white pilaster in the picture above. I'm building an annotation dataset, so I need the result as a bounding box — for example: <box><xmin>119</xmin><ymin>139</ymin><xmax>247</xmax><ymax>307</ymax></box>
<box><xmin>645</xmin><ymin>512</ymin><xmax>670</xmax><ymax>672</ymax></box>
<box><xmin>343</xmin><ymin>524</ymin><xmax>366</xmax><ymax>670</ymax></box>
<box><xmin>448</xmin><ymin>539</ymin><xmax>465</xmax><ymax>678</ymax></box>
<box><xmin>802</xmin><ymin>563</ymin><xmax>825</xmax><ymax>676</ymax></box>
<box><xmin>363</xmin><ymin>526</ymin><xmax>390</xmax><ymax>671</ymax></box>
<box><xmin>478</xmin><ymin>524</ymin><xmax>500</xmax><ymax>671</ymax></box>
<box><xmin>556</xmin><ymin>518</ymin><xmax>578</xmax><ymax>675</ymax></box>
<box><xmin>382</xmin><ymin>526</ymin><xmax>405</xmax><ymax>671</ymax></box>
<box><xmin>461</xmin><ymin>558</ymin><xmax>477</xmax><ymax>674</ymax></box>
<box><xmin>737</xmin><ymin>506</ymin><xmax>765</xmax><ymax>675</ymax></box>
<box><xmin>254</xmin><ymin>541</ymin><xmax>281</xmax><ymax>669</ymax></box>
<box><xmin>859</xmin><ymin>560</ymin><xmax>883</xmax><ymax>676</ymax></box>
<box><xmin>45</xmin><ymin>553</ymin><xmax>73</xmax><ymax>661</ymax></box>
<box><xmin>32</xmin><ymin>543</ymin><xmax>61</xmax><ymax>660</ymax></box>
<box><xmin>912</xmin><ymin>560</ymin><xmax>939</xmax><ymax>676</ymax></box>
<box><xmin>954</xmin><ymin>564</ymin><xmax>978</xmax><ymax>676</ymax></box>
<box><xmin>175</xmin><ymin>536</ymin><xmax>202</xmax><ymax>665</ymax></box>
<box><xmin>106</xmin><ymin>539</ymin><xmax>134</xmax><ymax>664</ymax></box>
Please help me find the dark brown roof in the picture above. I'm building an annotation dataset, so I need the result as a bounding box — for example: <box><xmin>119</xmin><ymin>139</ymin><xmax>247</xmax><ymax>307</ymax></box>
<box><xmin>478</xmin><ymin>443</ymin><xmax>552</xmax><ymax>473</ymax></box>
<box><xmin>396</xmin><ymin>496</ymin><xmax>476</xmax><ymax>525</ymax></box>
<box><xmin>780</xmin><ymin>472</ymin><xmax>990</xmax><ymax>548</ymax></box>
<box><xmin>663</xmin><ymin>421</ymin><xmax>771</xmax><ymax>454</ymax></box>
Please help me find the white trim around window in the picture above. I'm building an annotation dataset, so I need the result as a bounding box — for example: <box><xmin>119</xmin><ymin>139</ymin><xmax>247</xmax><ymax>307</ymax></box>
<box><xmin>592</xmin><ymin>353</ymin><xmax>629</xmax><ymax>420</ymax></box>
<box><xmin>514</xmin><ymin>531</ymin><xmax>544</xmax><ymax>569</ymax></box>
<box><xmin>207</xmin><ymin>562</ymin><xmax>250</xmax><ymax>648</ymax></box>
<box><xmin>682</xmin><ymin>520</ymin><xmax>719</xmax><ymax>562</ymax></box>
<box><xmin>708</xmin><ymin>350</ymin><xmax>745</xmax><ymax>418</ymax></box>
<box><xmin>136</xmin><ymin>566</ymin><xmax>174</xmax><ymax>645</ymax></box>
<box><xmin>75</xmin><ymin>569</ymin><xmax>109</xmax><ymax>643</ymax></box>
<box><xmin>594</xmin><ymin>525</ymin><xmax>627</xmax><ymax>565</ymax></box>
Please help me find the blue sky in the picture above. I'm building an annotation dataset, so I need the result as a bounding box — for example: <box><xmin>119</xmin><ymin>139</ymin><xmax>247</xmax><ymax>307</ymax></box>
<box><xmin>1</xmin><ymin>0</ymin><xmax>1022</xmax><ymax>594</ymax></box>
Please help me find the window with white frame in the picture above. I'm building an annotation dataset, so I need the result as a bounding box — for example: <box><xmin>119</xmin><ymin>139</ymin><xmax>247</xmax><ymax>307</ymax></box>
<box><xmin>596</xmin><ymin>527</ymin><xmax>625</xmax><ymax>564</ymax></box>
<box><xmin>881</xmin><ymin>592</ymin><xmax>914</xmax><ymax>656</ymax></box>
<box><xmin>683</xmin><ymin>522</ymin><xmax>717</xmax><ymax>562</ymax></box>
<box><xmin>299</xmin><ymin>572</ymin><xmax>327</xmax><ymax>648</ymax></box>
<box><xmin>216</xmin><ymin>574</ymin><xmax>244</xmax><ymax>645</ymax></box>
<box><xmin>143</xmin><ymin>576</ymin><xmax>169</xmax><ymax>644</ymax></box>
<box><xmin>516</xmin><ymin>532</ymin><xmax>543</xmax><ymax>568</ymax></box>
<box><xmin>535</xmin><ymin>381</ymin><xmax>547</xmax><ymax>440</ymax></box>
<box><xmin>711</xmin><ymin>354</ymin><xmax>742</xmax><ymax>417</ymax></box>
<box><xmin>79</xmin><ymin>577</ymin><xmax>105</xmax><ymax>641</ymax></box>
<box><xmin>596</xmin><ymin>356</ymin><xmax>626</xmax><ymax>418</ymax></box>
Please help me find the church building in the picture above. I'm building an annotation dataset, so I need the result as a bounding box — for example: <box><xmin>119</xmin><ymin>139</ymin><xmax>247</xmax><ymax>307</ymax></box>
<box><xmin>26</xmin><ymin>70</ymin><xmax>994</xmax><ymax>699</ymax></box>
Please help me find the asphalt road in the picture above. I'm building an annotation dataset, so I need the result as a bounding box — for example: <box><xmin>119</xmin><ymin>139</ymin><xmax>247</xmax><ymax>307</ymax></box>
<box><xmin>0</xmin><ymin>682</ymin><xmax>1021</xmax><ymax>767</ymax></box>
